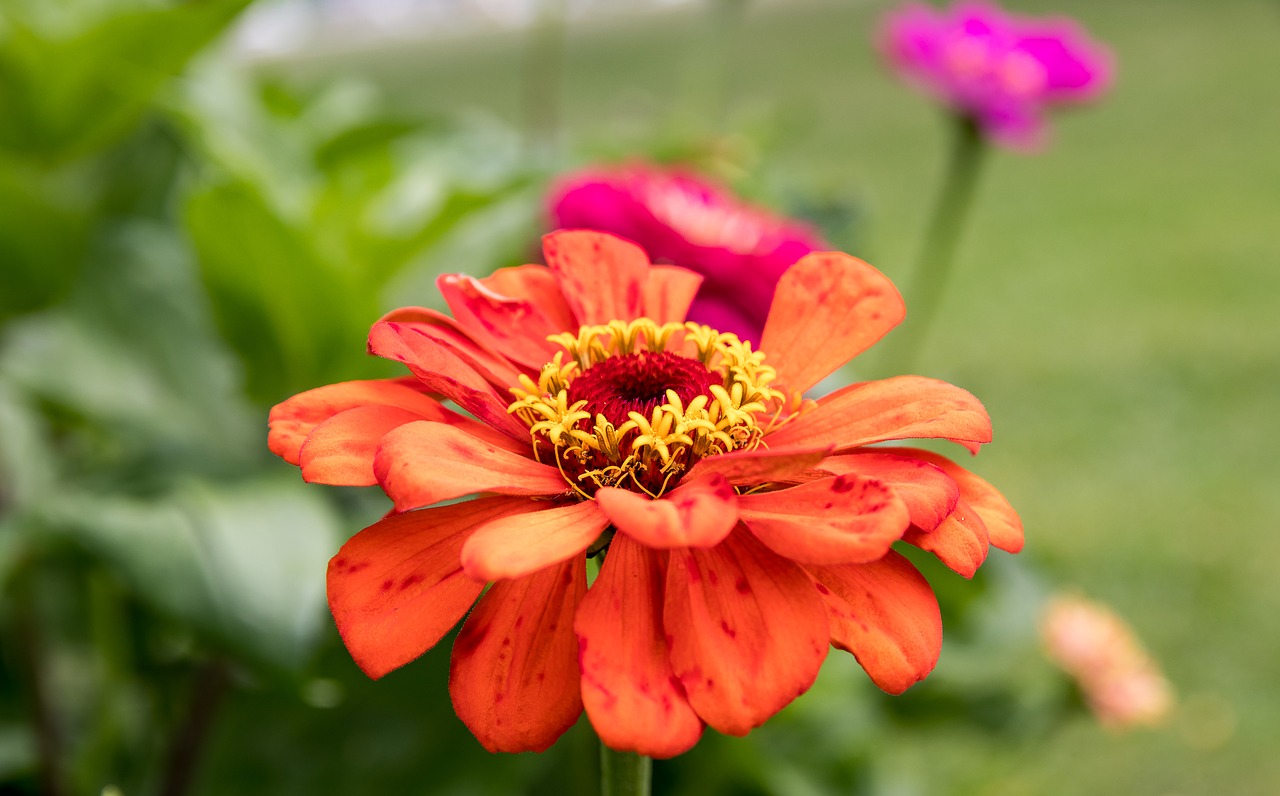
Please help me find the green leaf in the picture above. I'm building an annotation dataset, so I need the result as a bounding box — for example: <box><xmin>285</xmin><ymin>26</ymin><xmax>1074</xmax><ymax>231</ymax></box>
<box><xmin>0</xmin><ymin>159</ymin><xmax>92</xmax><ymax>322</ymax></box>
<box><xmin>35</xmin><ymin>476</ymin><xmax>345</xmax><ymax>672</ymax></box>
<box><xmin>0</xmin><ymin>0</ymin><xmax>253</xmax><ymax>162</ymax></box>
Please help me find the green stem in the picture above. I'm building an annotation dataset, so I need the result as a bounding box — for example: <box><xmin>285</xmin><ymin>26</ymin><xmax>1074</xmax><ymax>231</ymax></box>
<box><xmin>887</xmin><ymin>113</ymin><xmax>989</xmax><ymax>372</ymax></box>
<box><xmin>600</xmin><ymin>743</ymin><xmax>651</xmax><ymax>796</ymax></box>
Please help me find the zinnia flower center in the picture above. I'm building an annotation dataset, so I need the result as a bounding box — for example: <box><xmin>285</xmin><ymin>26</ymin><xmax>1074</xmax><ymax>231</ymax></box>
<box><xmin>565</xmin><ymin>351</ymin><xmax>720</xmax><ymax>429</ymax></box>
<box><xmin>508</xmin><ymin>318</ymin><xmax>791</xmax><ymax>499</ymax></box>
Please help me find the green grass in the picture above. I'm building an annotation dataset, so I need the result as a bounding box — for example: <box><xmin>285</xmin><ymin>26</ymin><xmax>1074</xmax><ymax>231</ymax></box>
<box><xmin>270</xmin><ymin>1</ymin><xmax>1280</xmax><ymax>792</ymax></box>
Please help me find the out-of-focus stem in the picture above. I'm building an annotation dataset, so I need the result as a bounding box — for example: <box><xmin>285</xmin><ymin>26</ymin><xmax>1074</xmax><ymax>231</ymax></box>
<box><xmin>12</xmin><ymin>569</ymin><xmax>65</xmax><ymax>796</ymax></box>
<box><xmin>158</xmin><ymin>659</ymin><xmax>230</xmax><ymax>796</ymax></box>
<box><xmin>600</xmin><ymin>743</ymin><xmax>651</xmax><ymax>796</ymax></box>
<box><xmin>888</xmin><ymin>113</ymin><xmax>988</xmax><ymax>372</ymax></box>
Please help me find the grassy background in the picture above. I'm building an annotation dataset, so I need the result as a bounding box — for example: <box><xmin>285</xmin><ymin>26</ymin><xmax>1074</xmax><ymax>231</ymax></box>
<box><xmin>265</xmin><ymin>1</ymin><xmax>1280</xmax><ymax>793</ymax></box>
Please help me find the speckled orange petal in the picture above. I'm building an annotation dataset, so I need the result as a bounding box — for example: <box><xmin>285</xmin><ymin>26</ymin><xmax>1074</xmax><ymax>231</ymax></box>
<box><xmin>374</xmin><ymin>421</ymin><xmax>566</xmax><ymax>511</ymax></box>
<box><xmin>889</xmin><ymin>448</ymin><xmax>1024</xmax><ymax>553</ymax></box>
<box><xmin>596</xmin><ymin>475</ymin><xmax>738</xmax><ymax>549</ymax></box>
<box><xmin>684</xmin><ymin>445</ymin><xmax>832</xmax><ymax>486</ymax></box>
<box><xmin>576</xmin><ymin>536</ymin><xmax>703</xmax><ymax>758</ymax></box>
<box><xmin>902</xmin><ymin>498</ymin><xmax>990</xmax><ymax>578</ymax></box>
<box><xmin>542</xmin><ymin>230</ymin><xmax>647</xmax><ymax>325</ymax></box>
<box><xmin>372</xmin><ymin>309</ymin><xmax>524</xmax><ymax>388</ymax></box>
<box><xmin>759</xmin><ymin>252</ymin><xmax>905</xmax><ymax>395</ymax></box>
<box><xmin>367</xmin><ymin>320</ymin><xmax>529</xmax><ymax>441</ymax></box>
<box><xmin>299</xmin><ymin>405</ymin><xmax>427</xmax><ymax>486</ymax></box>
<box><xmin>765</xmin><ymin>376</ymin><xmax>993</xmax><ymax>455</ymax></box>
<box><xmin>460</xmin><ymin>500</ymin><xmax>609</xmax><ymax>581</ymax></box>
<box><xmin>806</xmin><ymin>551</ymin><xmax>942</xmax><ymax>694</ymax></box>
<box><xmin>816</xmin><ymin>451</ymin><xmax>960</xmax><ymax>532</ymax></box>
<box><xmin>449</xmin><ymin>558</ymin><xmax>586</xmax><ymax>753</ymax></box>
<box><xmin>327</xmin><ymin>497</ymin><xmax>528</xmax><ymax>680</ymax></box>
<box><xmin>664</xmin><ymin>531</ymin><xmax>829</xmax><ymax>736</ymax></box>
<box><xmin>643</xmin><ymin>264</ymin><xmax>702</xmax><ymax>324</ymax></box>
<box><xmin>438</xmin><ymin>271</ymin><xmax>569</xmax><ymax>370</ymax></box>
<box><xmin>268</xmin><ymin>377</ymin><xmax>444</xmax><ymax>466</ymax></box>
<box><xmin>738</xmin><ymin>475</ymin><xmax>910</xmax><ymax>565</ymax></box>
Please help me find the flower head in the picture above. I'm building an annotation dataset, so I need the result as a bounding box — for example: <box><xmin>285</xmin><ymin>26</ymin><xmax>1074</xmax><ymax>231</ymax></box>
<box><xmin>1042</xmin><ymin>594</ymin><xmax>1174</xmax><ymax>730</ymax></box>
<box><xmin>548</xmin><ymin>164</ymin><xmax>826</xmax><ymax>343</ymax></box>
<box><xmin>269</xmin><ymin>230</ymin><xmax>1022</xmax><ymax>757</ymax></box>
<box><xmin>880</xmin><ymin>1</ymin><xmax>1112</xmax><ymax>148</ymax></box>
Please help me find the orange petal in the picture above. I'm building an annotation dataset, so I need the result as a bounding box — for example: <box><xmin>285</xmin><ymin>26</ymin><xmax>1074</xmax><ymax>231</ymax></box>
<box><xmin>738</xmin><ymin>476</ymin><xmax>910</xmax><ymax>564</ymax></box>
<box><xmin>902</xmin><ymin>498</ymin><xmax>990</xmax><ymax>578</ymax></box>
<box><xmin>889</xmin><ymin>448</ymin><xmax>1024</xmax><ymax>553</ymax></box>
<box><xmin>765</xmin><ymin>376</ymin><xmax>993</xmax><ymax>455</ymax></box>
<box><xmin>759</xmin><ymin>252</ymin><xmax>905</xmax><ymax>395</ymax></box>
<box><xmin>327</xmin><ymin>496</ymin><xmax>528</xmax><ymax>679</ymax></box>
<box><xmin>806</xmin><ymin>551</ymin><xmax>942</xmax><ymax>694</ymax></box>
<box><xmin>460</xmin><ymin>500</ymin><xmax>608</xmax><ymax>581</ymax></box>
<box><xmin>299</xmin><ymin>405</ymin><xmax>427</xmax><ymax>486</ymax></box>
<box><xmin>374</xmin><ymin>422</ymin><xmax>566</xmax><ymax>511</ymax></box>
<box><xmin>373</xmin><ymin>308</ymin><xmax>525</xmax><ymax>387</ymax></box>
<box><xmin>268</xmin><ymin>377</ymin><xmax>443</xmax><ymax>466</ymax></box>
<box><xmin>449</xmin><ymin>558</ymin><xmax>586</xmax><ymax>753</ymax></box>
<box><xmin>664</xmin><ymin>531</ymin><xmax>829</xmax><ymax>736</ymax></box>
<box><xmin>684</xmin><ymin>445</ymin><xmax>832</xmax><ymax>487</ymax></box>
<box><xmin>542</xmin><ymin>230</ymin><xmax>647</xmax><ymax>325</ymax></box>
<box><xmin>816</xmin><ymin>451</ymin><xmax>960</xmax><ymax>532</ymax></box>
<box><xmin>482</xmin><ymin>263</ymin><xmax>578</xmax><ymax>332</ymax></box>
<box><xmin>438</xmin><ymin>271</ymin><xmax>569</xmax><ymax>370</ymax></box>
<box><xmin>595</xmin><ymin>475</ymin><xmax>738</xmax><ymax>549</ymax></box>
<box><xmin>644</xmin><ymin>265</ymin><xmax>702</xmax><ymax>324</ymax></box>
<box><xmin>575</xmin><ymin>536</ymin><xmax>703</xmax><ymax>758</ymax></box>
<box><xmin>367</xmin><ymin>320</ymin><xmax>529</xmax><ymax>441</ymax></box>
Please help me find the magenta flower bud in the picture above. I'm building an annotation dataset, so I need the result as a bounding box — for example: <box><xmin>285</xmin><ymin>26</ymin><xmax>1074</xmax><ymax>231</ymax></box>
<box><xmin>880</xmin><ymin>1</ymin><xmax>1113</xmax><ymax>149</ymax></box>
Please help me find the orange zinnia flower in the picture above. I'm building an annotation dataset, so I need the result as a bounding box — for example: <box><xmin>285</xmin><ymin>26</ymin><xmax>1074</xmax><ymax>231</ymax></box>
<box><xmin>268</xmin><ymin>230</ymin><xmax>1022</xmax><ymax>757</ymax></box>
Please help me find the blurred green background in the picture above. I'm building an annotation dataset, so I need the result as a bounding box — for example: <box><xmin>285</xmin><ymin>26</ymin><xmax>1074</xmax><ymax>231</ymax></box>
<box><xmin>1</xmin><ymin>0</ymin><xmax>1276</xmax><ymax>794</ymax></box>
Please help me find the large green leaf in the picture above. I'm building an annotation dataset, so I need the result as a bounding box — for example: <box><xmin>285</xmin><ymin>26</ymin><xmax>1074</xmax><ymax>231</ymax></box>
<box><xmin>0</xmin><ymin>0</ymin><xmax>252</xmax><ymax>162</ymax></box>
<box><xmin>35</xmin><ymin>476</ymin><xmax>345</xmax><ymax>672</ymax></box>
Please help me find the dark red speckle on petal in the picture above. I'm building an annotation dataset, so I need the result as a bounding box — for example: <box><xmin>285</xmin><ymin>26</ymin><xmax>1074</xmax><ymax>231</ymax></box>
<box><xmin>735</xmin><ymin>577</ymin><xmax>750</xmax><ymax>594</ymax></box>
<box><xmin>831</xmin><ymin>476</ymin><xmax>856</xmax><ymax>493</ymax></box>
<box><xmin>814</xmin><ymin>582</ymin><xmax>831</xmax><ymax>595</ymax></box>
<box><xmin>380</xmin><ymin>579</ymin><xmax>394</xmax><ymax>591</ymax></box>
<box><xmin>399</xmin><ymin>574</ymin><xmax>425</xmax><ymax>591</ymax></box>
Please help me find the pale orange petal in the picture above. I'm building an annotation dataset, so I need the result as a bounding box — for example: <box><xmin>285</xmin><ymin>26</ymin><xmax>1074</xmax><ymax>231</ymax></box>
<box><xmin>542</xmin><ymin>230</ymin><xmax>647</xmax><ymax>324</ymax></box>
<box><xmin>684</xmin><ymin>445</ymin><xmax>833</xmax><ymax>487</ymax></box>
<box><xmin>268</xmin><ymin>377</ymin><xmax>443</xmax><ymax>466</ymax></box>
<box><xmin>759</xmin><ymin>252</ymin><xmax>905</xmax><ymax>394</ymax></box>
<box><xmin>576</xmin><ymin>536</ymin><xmax>703</xmax><ymax>758</ymax></box>
<box><xmin>595</xmin><ymin>475</ymin><xmax>738</xmax><ymax>549</ymax></box>
<box><xmin>327</xmin><ymin>497</ymin><xmax>528</xmax><ymax>679</ymax></box>
<box><xmin>449</xmin><ymin>558</ymin><xmax>586</xmax><ymax>753</ymax></box>
<box><xmin>643</xmin><ymin>265</ymin><xmax>702</xmax><ymax>324</ymax></box>
<box><xmin>461</xmin><ymin>500</ymin><xmax>609</xmax><ymax>581</ymax></box>
<box><xmin>902</xmin><ymin>498</ymin><xmax>990</xmax><ymax>578</ymax></box>
<box><xmin>374</xmin><ymin>421</ymin><xmax>566</xmax><ymax>511</ymax></box>
<box><xmin>438</xmin><ymin>271</ymin><xmax>568</xmax><ymax>369</ymax></box>
<box><xmin>815</xmin><ymin>451</ymin><xmax>960</xmax><ymax>532</ymax></box>
<box><xmin>367</xmin><ymin>320</ymin><xmax>529</xmax><ymax>441</ymax></box>
<box><xmin>299</xmin><ymin>405</ymin><xmax>426</xmax><ymax>486</ymax></box>
<box><xmin>765</xmin><ymin>376</ymin><xmax>993</xmax><ymax>455</ymax></box>
<box><xmin>738</xmin><ymin>476</ymin><xmax>910</xmax><ymax>564</ymax></box>
<box><xmin>892</xmin><ymin>448</ymin><xmax>1024</xmax><ymax>553</ymax></box>
<box><xmin>664</xmin><ymin>531</ymin><xmax>829</xmax><ymax>736</ymax></box>
<box><xmin>807</xmin><ymin>551</ymin><xmax>942</xmax><ymax>694</ymax></box>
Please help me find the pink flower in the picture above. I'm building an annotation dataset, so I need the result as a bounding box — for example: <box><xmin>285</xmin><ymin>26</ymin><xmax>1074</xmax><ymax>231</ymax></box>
<box><xmin>548</xmin><ymin>164</ymin><xmax>827</xmax><ymax>344</ymax></box>
<box><xmin>880</xmin><ymin>1</ymin><xmax>1112</xmax><ymax>148</ymax></box>
<box><xmin>1042</xmin><ymin>594</ymin><xmax>1174</xmax><ymax>730</ymax></box>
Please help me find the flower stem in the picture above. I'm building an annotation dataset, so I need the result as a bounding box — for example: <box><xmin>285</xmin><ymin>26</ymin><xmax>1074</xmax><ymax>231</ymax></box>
<box><xmin>887</xmin><ymin>113</ymin><xmax>988</xmax><ymax>372</ymax></box>
<box><xmin>600</xmin><ymin>743</ymin><xmax>651</xmax><ymax>796</ymax></box>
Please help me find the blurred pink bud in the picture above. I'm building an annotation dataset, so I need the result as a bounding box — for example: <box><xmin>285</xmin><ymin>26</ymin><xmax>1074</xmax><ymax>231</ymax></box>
<box><xmin>547</xmin><ymin>164</ymin><xmax>826</xmax><ymax>343</ymax></box>
<box><xmin>880</xmin><ymin>1</ymin><xmax>1112</xmax><ymax>149</ymax></box>
<box><xmin>1042</xmin><ymin>594</ymin><xmax>1174</xmax><ymax>730</ymax></box>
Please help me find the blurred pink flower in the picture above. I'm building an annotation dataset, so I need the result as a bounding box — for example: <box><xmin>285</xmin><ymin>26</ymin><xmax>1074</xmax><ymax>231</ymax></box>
<box><xmin>880</xmin><ymin>1</ymin><xmax>1112</xmax><ymax>149</ymax></box>
<box><xmin>548</xmin><ymin>164</ymin><xmax>827</xmax><ymax>343</ymax></box>
<box><xmin>1042</xmin><ymin>594</ymin><xmax>1174</xmax><ymax>730</ymax></box>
